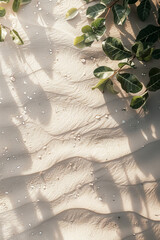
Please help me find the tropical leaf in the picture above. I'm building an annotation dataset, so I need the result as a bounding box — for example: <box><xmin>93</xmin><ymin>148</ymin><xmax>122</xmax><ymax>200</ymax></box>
<box><xmin>112</xmin><ymin>4</ymin><xmax>130</xmax><ymax>25</ymax></box>
<box><xmin>94</xmin><ymin>66</ymin><xmax>114</xmax><ymax>79</ymax></box>
<box><xmin>117</xmin><ymin>73</ymin><xmax>143</xmax><ymax>93</ymax></box>
<box><xmin>136</xmin><ymin>24</ymin><xmax>160</xmax><ymax>43</ymax></box>
<box><xmin>130</xmin><ymin>92</ymin><xmax>149</xmax><ymax>109</ymax></box>
<box><xmin>86</xmin><ymin>4</ymin><xmax>106</xmax><ymax>19</ymax></box>
<box><xmin>102</xmin><ymin>37</ymin><xmax>132</xmax><ymax>60</ymax></box>
<box><xmin>12</xmin><ymin>0</ymin><xmax>21</xmax><ymax>12</ymax></box>
<box><xmin>147</xmin><ymin>68</ymin><xmax>160</xmax><ymax>91</ymax></box>
<box><xmin>152</xmin><ymin>49</ymin><xmax>160</xmax><ymax>59</ymax></box>
<box><xmin>66</xmin><ymin>8</ymin><xmax>78</xmax><ymax>20</ymax></box>
<box><xmin>137</xmin><ymin>0</ymin><xmax>151</xmax><ymax>21</ymax></box>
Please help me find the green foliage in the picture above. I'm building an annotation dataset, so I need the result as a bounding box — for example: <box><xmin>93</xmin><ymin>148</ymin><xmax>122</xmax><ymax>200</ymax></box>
<box><xmin>74</xmin><ymin>18</ymin><xmax>106</xmax><ymax>47</ymax></box>
<box><xmin>66</xmin><ymin>8</ymin><xmax>78</xmax><ymax>20</ymax></box>
<box><xmin>66</xmin><ymin>0</ymin><xmax>160</xmax><ymax>110</ymax></box>
<box><xmin>0</xmin><ymin>0</ymin><xmax>31</xmax><ymax>45</ymax></box>
<box><xmin>102</xmin><ymin>37</ymin><xmax>132</xmax><ymax>60</ymax></box>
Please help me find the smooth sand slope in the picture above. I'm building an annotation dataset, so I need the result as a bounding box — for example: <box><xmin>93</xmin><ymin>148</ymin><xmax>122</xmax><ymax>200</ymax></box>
<box><xmin>0</xmin><ymin>0</ymin><xmax>160</xmax><ymax>239</ymax></box>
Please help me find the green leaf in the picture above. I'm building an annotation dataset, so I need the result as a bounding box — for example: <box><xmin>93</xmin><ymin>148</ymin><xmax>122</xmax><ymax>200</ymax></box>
<box><xmin>117</xmin><ymin>73</ymin><xmax>143</xmax><ymax>93</ymax></box>
<box><xmin>136</xmin><ymin>24</ymin><xmax>160</xmax><ymax>43</ymax></box>
<box><xmin>91</xmin><ymin>18</ymin><xmax>106</xmax><ymax>39</ymax></box>
<box><xmin>81</xmin><ymin>25</ymin><xmax>93</xmax><ymax>33</ymax></box>
<box><xmin>92</xmin><ymin>78</ymin><xmax>109</xmax><ymax>91</ymax></box>
<box><xmin>86</xmin><ymin>4</ymin><xmax>106</xmax><ymax>19</ymax></box>
<box><xmin>152</xmin><ymin>49</ymin><xmax>160</xmax><ymax>59</ymax></box>
<box><xmin>147</xmin><ymin>68</ymin><xmax>160</xmax><ymax>92</ymax></box>
<box><xmin>66</xmin><ymin>8</ymin><xmax>78</xmax><ymax>20</ymax></box>
<box><xmin>106</xmin><ymin>79</ymin><xmax>118</xmax><ymax>94</ymax></box>
<box><xmin>130</xmin><ymin>92</ymin><xmax>149</xmax><ymax>109</ymax></box>
<box><xmin>10</xmin><ymin>29</ymin><xmax>24</xmax><ymax>45</ymax></box>
<box><xmin>102</xmin><ymin>37</ymin><xmax>132</xmax><ymax>60</ymax></box>
<box><xmin>132</xmin><ymin>41</ymin><xmax>153</xmax><ymax>61</ymax></box>
<box><xmin>84</xmin><ymin>32</ymin><xmax>96</xmax><ymax>43</ymax></box>
<box><xmin>112</xmin><ymin>4</ymin><xmax>130</xmax><ymax>25</ymax></box>
<box><xmin>137</xmin><ymin>0</ymin><xmax>151</xmax><ymax>21</ymax></box>
<box><xmin>94</xmin><ymin>66</ymin><xmax>114</xmax><ymax>79</ymax></box>
<box><xmin>12</xmin><ymin>0</ymin><xmax>21</xmax><ymax>12</ymax></box>
<box><xmin>0</xmin><ymin>7</ymin><xmax>6</xmax><ymax>17</ymax></box>
<box><xmin>74</xmin><ymin>35</ymin><xmax>86</xmax><ymax>48</ymax></box>
<box><xmin>0</xmin><ymin>25</ymin><xmax>7</xmax><ymax>42</ymax></box>
<box><xmin>118</xmin><ymin>61</ymin><xmax>135</xmax><ymax>69</ymax></box>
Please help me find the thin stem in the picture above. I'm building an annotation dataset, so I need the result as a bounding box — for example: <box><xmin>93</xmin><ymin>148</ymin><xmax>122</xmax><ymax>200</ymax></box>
<box><xmin>105</xmin><ymin>0</ymin><xmax>120</xmax><ymax>19</ymax></box>
<box><xmin>1</xmin><ymin>24</ymin><xmax>10</xmax><ymax>30</ymax></box>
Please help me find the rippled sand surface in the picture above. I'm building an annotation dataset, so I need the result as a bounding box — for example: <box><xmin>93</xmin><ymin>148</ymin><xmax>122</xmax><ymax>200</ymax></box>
<box><xmin>0</xmin><ymin>0</ymin><xmax>160</xmax><ymax>239</ymax></box>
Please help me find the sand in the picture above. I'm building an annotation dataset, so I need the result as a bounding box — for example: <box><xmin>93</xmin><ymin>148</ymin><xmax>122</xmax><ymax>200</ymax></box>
<box><xmin>0</xmin><ymin>0</ymin><xmax>160</xmax><ymax>239</ymax></box>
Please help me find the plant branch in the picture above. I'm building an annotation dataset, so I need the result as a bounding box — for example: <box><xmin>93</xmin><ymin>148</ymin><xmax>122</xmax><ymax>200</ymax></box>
<box><xmin>105</xmin><ymin>0</ymin><xmax>119</xmax><ymax>19</ymax></box>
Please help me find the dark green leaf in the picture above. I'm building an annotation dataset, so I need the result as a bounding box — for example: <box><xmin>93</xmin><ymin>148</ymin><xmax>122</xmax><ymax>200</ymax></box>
<box><xmin>136</xmin><ymin>24</ymin><xmax>160</xmax><ymax>43</ymax></box>
<box><xmin>12</xmin><ymin>0</ymin><xmax>21</xmax><ymax>12</ymax></box>
<box><xmin>94</xmin><ymin>66</ymin><xmax>114</xmax><ymax>79</ymax></box>
<box><xmin>130</xmin><ymin>92</ymin><xmax>149</xmax><ymax>109</ymax></box>
<box><xmin>86</xmin><ymin>4</ymin><xmax>106</xmax><ymax>19</ymax></box>
<box><xmin>147</xmin><ymin>68</ymin><xmax>160</xmax><ymax>91</ymax></box>
<box><xmin>117</xmin><ymin>73</ymin><xmax>143</xmax><ymax>93</ymax></box>
<box><xmin>152</xmin><ymin>49</ymin><xmax>160</xmax><ymax>59</ymax></box>
<box><xmin>102</xmin><ymin>37</ymin><xmax>132</xmax><ymax>60</ymax></box>
<box><xmin>112</xmin><ymin>4</ymin><xmax>130</xmax><ymax>25</ymax></box>
<box><xmin>137</xmin><ymin>0</ymin><xmax>151</xmax><ymax>21</ymax></box>
<box><xmin>132</xmin><ymin>41</ymin><xmax>153</xmax><ymax>61</ymax></box>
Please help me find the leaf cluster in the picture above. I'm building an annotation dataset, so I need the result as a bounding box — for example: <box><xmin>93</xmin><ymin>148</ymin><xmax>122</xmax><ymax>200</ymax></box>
<box><xmin>66</xmin><ymin>0</ymin><xmax>160</xmax><ymax>110</ymax></box>
<box><xmin>0</xmin><ymin>0</ymin><xmax>31</xmax><ymax>45</ymax></box>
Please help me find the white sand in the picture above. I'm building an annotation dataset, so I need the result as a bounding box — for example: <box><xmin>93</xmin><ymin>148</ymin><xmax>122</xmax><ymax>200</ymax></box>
<box><xmin>0</xmin><ymin>0</ymin><xmax>160</xmax><ymax>239</ymax></box>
